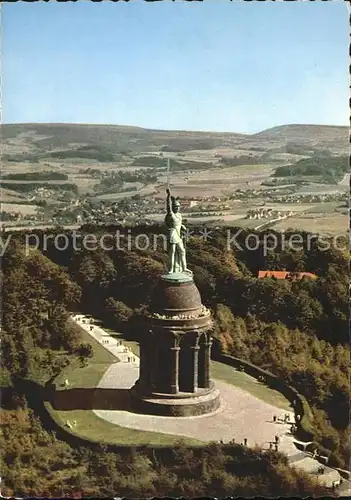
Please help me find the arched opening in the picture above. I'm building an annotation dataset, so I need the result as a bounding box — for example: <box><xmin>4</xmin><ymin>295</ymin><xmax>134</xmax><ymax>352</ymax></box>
<box><xmin>157</xmin><ymin>343</ymin><xmax>172</xmax><ymax>393</ymax></box>
<box><xmin>178</xmin><ymin>332</ymin><xmax>198</xmax><ymax>393</ymax></box>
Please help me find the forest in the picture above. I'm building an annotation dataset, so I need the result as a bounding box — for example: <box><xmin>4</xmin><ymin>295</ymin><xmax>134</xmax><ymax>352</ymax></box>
<box><xmin>48</xmin><ymin>146</ymin><xmax>115</xmax><ymax>162</ymax></box>
<box><xmin>93</xmin><ymin>168</ymin><xmax>158</xmax><ymax>192</ymax></box>
<box><xmin>2</xmin><ymin>171</ymin><xmax>68</xmax><ymax>181</ymax></box>
<box><xmin>0</xmin><ymin>182</ymin><xmax>78</xmax><ymax>194</ymax></box>
<box><xmin>0</xmin><ymin>225</ymin><xmax>349</xmax><ymax>496</ymax></box>
<box><xmin>274</xmin><ymin>156</ymin><xmax>348</xmax><ymax>182</ymax></box>
<box><xmin>220</xmin><ymin>155</ymin><xmax>263</xmax><ymax>166</ymax></box>
<box><xmin>2</xmin><ymin>145</ymin><xmax>117</xmax><ymax>164</ymax></box>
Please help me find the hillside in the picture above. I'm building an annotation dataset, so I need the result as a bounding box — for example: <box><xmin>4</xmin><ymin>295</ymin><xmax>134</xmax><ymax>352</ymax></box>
<box><xmin>1</xmin><ymin>122</ymin><xmax>348</xmax><ymax>158</ymax></box>
<box><xmin>1</xmin><ymin>123</ymin><xmax>247</xmax><ymax>157</ymax></box>
<box><xmin>253</xmin><ymin>124</ymin><xmax>348</xmax><ymax>151</ymax></box>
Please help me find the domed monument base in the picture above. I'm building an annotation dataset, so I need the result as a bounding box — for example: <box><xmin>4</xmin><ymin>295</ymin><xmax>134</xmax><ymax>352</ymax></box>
<box><xmin>131</xmin><ymin>385</ymin><xmax>221</xmax><ymax>417</ymax></box>
<box><xmin>131</xmin><ymin>272</ymin><xmax>220</xmax><ymax>417</ymax></box>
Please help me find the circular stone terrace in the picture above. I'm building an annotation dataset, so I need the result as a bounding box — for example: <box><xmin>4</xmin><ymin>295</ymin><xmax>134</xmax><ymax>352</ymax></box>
<box><xmin>63</xmin><ymin>315</ymin><xmax>295</xmax><ymax>453</ymax></box>
<box><xmin>50</xmin><ymin>315</ymin><xmax>349</xmax><ymax>491</ymax></box>
<box><xmin>94</xmin><ymin>362</ymin><xmax>295</xmax><ymax>450</ymax></box>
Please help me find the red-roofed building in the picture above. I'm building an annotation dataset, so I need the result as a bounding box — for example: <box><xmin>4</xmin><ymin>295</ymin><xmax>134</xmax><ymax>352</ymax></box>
<box><xmin>258</xmin><ymin>271</ymin><xmax>317</xmax><ymax>280</ymax></box>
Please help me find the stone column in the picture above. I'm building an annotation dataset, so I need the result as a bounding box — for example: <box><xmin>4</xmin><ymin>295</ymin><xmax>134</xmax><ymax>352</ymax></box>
<box><xmin>190</xmin><ymin>345</ymin><xmax>200</xmax><ymax>392</ymax></box>
<box><xmin>138</xmin><ymin>340</ymin><xmax>147</xmax><ymax>390</ymax></box>
<box><xmin>203</xmin><ymin>339</ymin><xmax>212</xmax><ymax>389</ymax></box>
<box><xmin>169</xmin><ymin>346</ymin><xmax>180</xmax><ymax>394</ymax></box>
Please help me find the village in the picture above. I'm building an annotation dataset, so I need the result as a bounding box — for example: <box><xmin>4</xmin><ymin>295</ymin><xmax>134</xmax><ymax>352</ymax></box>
<box><xmin>1</xmin><ymin>185</ymin><xmax>347</xmax><ymax>230</ymax></box>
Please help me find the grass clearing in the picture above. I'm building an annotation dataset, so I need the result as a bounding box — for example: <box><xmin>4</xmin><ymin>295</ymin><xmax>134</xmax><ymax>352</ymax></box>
<box><xmin>0</xmin><ymin>203</ymin><xmax>40</xmax><ymax>215</ymax></box>
<box><xmin>49</xmin><ymin>406</ymin><xmax>203</xmax><ymax>446</ymax></box>
<box><xmin>273</xmin><ymin>213</ymin><xmax>348</xmax><ymax>235</ymax></box>
<box><xmin>55</xmin><ymin>362</ymin><xmax>114</xmax><ymax>390</ymax></box>
<box><xmin>55</xmin><ymin>320</ymin><xmax>118</xmax><ymax>389</ymax></box>
<box><xmin>211</xmin><ymin>361</ymin><xmax>292</xmax><ymax>412</ymax></box>
<box><xmin>230</xmin><ymin>218</ymin><xmax>266</xmax><ymax>229</ymax></box>
<box><xmin>304</xmin><ymin>202</ymin><xmax>341</xmax><ymax>214</ymax></box>
<box><xmin>70</xmin><ymin>320</ymin><xmax>117</xmax><ymax>364</ymax></box>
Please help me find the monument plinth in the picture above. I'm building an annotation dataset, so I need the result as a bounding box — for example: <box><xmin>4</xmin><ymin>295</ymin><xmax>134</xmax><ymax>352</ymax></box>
<box><xmin>131</xmin><ymin>273</ymin><xmax>220</xmax><ymax>416</ymax></box>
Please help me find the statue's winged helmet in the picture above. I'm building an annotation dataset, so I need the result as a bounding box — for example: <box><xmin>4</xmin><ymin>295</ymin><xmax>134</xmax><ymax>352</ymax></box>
<box><xmin>171</xmin><ymin>196</ymin><xmax>180</xmax><ymax>208</ymax></box>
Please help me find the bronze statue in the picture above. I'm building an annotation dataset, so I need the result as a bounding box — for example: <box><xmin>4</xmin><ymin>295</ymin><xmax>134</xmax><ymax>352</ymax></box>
<box><xmin>165</xmin><ymin>188</ymin><xmax>191</xmax><ymax>274</ymax></box>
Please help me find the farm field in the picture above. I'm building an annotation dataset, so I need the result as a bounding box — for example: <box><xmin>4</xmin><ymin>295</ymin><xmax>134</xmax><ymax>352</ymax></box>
<box><xmin>260</xmin><ymin>203</ymin><xmax>317</xmax><ymax>212</ymax></box>
<box><xmin>66</xmin><ymin>174</ymin><xmax>99</xmax><ymax>194</ymax></box>
<box><xmin>94</xmin><ymin>184</ymin><xmax>157</xmax><ymax>201</ymax></box>
<box><xmin>304</xmin><ymin>202</ymin><xmax>345</xmax><ymax>214</ymax></box>
<box><xmin>163</xmin><ymin>164</ymin><xmax>275</xmax><ymax>198</ymax></box>
<box><xmin>187</xmin><ymin>214</ymin><xmax>246</xmax><ymax>224</ymax></box>
<box><xmin>297</xmin><ymin>183</ymin><xmax>348</xmax><ymax>195</ymax></box>
<box><xmin>1</xmin><ymin>123</ymin><xmax>348</xmax><ymax>233</ymax></box>
<box><xmin>273</xmin><ymin>213</ymin><xmax>348</xmax><ymax>235</ymax></box>
<box><xmin>0</xmin><ymin>202</ymin><xmax>41</xmax><ymax>216</ymax></box>
<box><xmin>0</xmin><ymin>188</ymin><xmax>27</xmax><ymax>203</ymax></box>
<box><xmin>0</xmin><ymin>179</ymin><xmax>73</xmax><ymax>185</ymax></box>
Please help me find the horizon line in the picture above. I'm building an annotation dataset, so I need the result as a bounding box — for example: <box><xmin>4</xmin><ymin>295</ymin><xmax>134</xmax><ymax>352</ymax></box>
<box><xmin>2</xmin><ymin>121</ymin><xmax>349</xmax><ymax>136</ymax></box>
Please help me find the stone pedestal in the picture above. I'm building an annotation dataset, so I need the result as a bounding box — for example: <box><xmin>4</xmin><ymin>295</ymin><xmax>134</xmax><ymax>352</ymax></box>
<box><xmin>131</xmin><ymin>273</ymin><xmax>220</xmax><ymax>417</ymax></box>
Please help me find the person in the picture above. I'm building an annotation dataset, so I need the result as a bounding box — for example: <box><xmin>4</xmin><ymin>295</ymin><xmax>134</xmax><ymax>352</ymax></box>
<box><xmin>244</xmin><ymin>438</ymin><xmax>247</xmax><ymax>446</ymax></box>
<box><xmin>274</xmin><ymin>443</ymin><xmax>278</xmax><ymax>452</ymax></box>
<box><xmin>273</xmin><ymin>415</ymin><xmax>277</xmax><ymax>422</ymax></box>
<box><xmin>165</xmin><ymin>188</ymin><xmax>191</xmax><ymax>274</ymax></box>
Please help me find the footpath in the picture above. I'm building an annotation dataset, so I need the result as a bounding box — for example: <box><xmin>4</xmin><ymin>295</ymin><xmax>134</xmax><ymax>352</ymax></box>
<box><xmin>72</xmin><ymin>314</ymin><xmax>139</xmax><ymax>366</ymax></box>
<box><xmin>71</xmin><ymin>314</ymin><xmax>349</xmax><ymax>495</ymax></box>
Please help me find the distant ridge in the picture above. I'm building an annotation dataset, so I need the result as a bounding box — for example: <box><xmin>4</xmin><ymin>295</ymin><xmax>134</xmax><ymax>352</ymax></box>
<box><xmin>2</xmin><ymin>121</ymin><xmax>348</xmax><ymax>136</ymax></box>
<box><xmin>1</xmin><ymin>122</ymin><xmax>348</xmax><ymax>156</ymax></box>
<box><xmin>253</xmin><ymin>123</ymin><xmax>348</xmax><ymax>142</ymax></box>
<box><xmin>1</xmin><ymin>122</ymin><xmax>248</xmax><ymax>137</ymax></box>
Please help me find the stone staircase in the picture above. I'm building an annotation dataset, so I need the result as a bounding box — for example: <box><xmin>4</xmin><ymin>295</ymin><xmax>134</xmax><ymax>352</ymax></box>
<box><xmin>280</xmin><ymin>433</ymin><xmax>347</xmax><ymax>493</ymax></box>
<box><xmin>336</xmin><ymin>479</ymin><xmax>351</xmax><ymax>496</ymax></box>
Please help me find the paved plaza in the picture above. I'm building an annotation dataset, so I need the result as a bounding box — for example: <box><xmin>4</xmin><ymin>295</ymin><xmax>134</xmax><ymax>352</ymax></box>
<box><xmin>72</xmin><ymin>313</ymin><xmax>294</xmax><ymax>448</ymax></box>
<box><xmin>72</xmin><ymin>314</ymin><xmax>347</xmax><ymax>490</ymax></box>
<box><xmin>94</xmin><ymin>361</ymin><xmax>294</xmax><ymax>450</ymax></box>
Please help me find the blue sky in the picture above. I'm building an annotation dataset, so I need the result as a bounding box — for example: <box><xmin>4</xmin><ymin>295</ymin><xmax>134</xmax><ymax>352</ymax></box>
<box><xmin>3</xmin><ymin>0</ymin><xmax>349</xmax><ymax>133</ymax></box>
